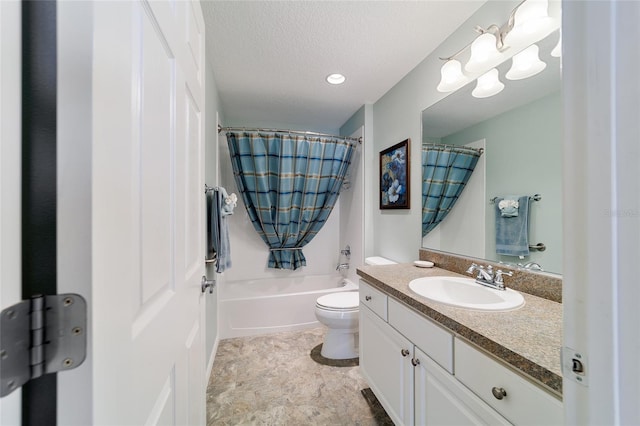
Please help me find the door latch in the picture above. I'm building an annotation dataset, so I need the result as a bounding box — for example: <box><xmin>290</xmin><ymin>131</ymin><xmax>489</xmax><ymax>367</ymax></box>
<box><xmin>562</xmin><ymin>346</ymin><xmax>588</xmax><ymax>386</ymax></box>
<box><xmin>1</xmin><ymin>294</ymin><xmax>87</xmax><ymax>397</ymax></box>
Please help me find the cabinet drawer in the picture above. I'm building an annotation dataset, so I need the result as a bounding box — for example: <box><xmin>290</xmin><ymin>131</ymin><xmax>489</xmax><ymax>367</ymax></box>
<box><xmin>455</xmin><ymin>338</ymin><xmax>563</xmax><ymax>425</ymax></box>
<box><xmin>388</xmin><ymin>298</ymin><xmax>453</xmax><ymax>373</ymax></box>
<box><xmin>359</xmin><ymin>280</ymin><xmax>388</xmax><ymax>321</ymax></box>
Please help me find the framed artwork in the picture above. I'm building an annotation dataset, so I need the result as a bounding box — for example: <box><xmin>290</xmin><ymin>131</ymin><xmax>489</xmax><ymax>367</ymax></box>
<box><xmin>380</xmin><ymin>139</ymin><xmax>410</xmax><ymax>209</ymax></box>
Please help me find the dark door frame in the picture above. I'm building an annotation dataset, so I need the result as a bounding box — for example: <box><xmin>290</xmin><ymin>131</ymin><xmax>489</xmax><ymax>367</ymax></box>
<box><xmin>21</xmin><ymin>0</ymin><xmax>58</xmax><ymax>424</ymax></box>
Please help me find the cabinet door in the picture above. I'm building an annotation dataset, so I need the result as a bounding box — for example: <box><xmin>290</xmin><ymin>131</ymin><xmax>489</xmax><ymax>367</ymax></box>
<box><xmin>455</xmin><ymin>339</ymin><xmax>562</xmax><ymax>426</ymax></box>
<box><xmin>360</xmin><ymin>304</ymin><xmax>414</xmax><ymax>426</ymax></box>
<box><xmin>414</xmin><ymin>347</ymin><xmax>511</xmax><ymax>426</ymax></box>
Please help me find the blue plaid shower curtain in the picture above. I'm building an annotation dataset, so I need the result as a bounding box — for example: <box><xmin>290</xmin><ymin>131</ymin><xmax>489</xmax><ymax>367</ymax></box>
<box><xmin>422</xmin><ymin>144</ymin><xmax>482</xmax><ymax>237</ymax></box>
<box><xmin>226</xmin><ymin>132</ymin><xmax>356</xmax><ymax>270</ymax></box>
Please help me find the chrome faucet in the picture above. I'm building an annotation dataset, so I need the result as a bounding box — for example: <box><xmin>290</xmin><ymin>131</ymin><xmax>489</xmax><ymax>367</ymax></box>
<box><xmin>466</xmin><ymin>263</ymin><xmax>511</xmax><ymax>290</ymax></box>
<box><xmin>340</xmin><ymin>245</ymin><xmax>351</xmax><ymax>260</ymax></box>
<box><xmin>336</xmin><ymin>263</ymin><xmax>349</xmax><ymax>271</ymax></box>
<box><xmin>466</xmin><ymin>263</ymin><xmax>493</xmax><ymax>281</ymax></box>
<box><xmin>494</xmin><ymin>269</ymin><xmax>514</xmax><ymax>287</ymax></box>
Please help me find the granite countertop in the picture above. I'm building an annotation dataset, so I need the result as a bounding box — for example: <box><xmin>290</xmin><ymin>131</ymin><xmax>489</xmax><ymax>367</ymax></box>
<box><xmin>356</xmin><ymin>263</ymin><xmax>563</xmax><ymax>397</ymax></box>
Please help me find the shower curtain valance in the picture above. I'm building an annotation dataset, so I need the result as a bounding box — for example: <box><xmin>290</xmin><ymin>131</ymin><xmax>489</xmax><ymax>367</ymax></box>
<box><xmin>422</xmin><ymin>144</ymin><xmax>482</xmax><ymax>237</ymax></box>
<box><xmin>226</xmin><ymin>131</ymin><xmax>356</xmax><ymax>270</ymax></box>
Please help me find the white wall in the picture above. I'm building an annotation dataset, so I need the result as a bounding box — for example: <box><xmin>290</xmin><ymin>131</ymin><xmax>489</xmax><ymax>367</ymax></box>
<box><xmin>204</xmin><ymin>57</ymin><xmax>223</xmax><ymax>372</ymax></box>
<box><xmin>339</xmin><ymin>127</ymin><xmax>365</xmax><ymax>282</ymax></box>
<box><xmin>341</xmin><ymin>105</ymin><xmax>375</xmax><ymax>260</ymax></box>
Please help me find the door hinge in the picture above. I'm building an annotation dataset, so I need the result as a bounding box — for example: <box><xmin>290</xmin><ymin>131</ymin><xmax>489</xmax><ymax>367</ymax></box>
<box><xmin>1</xmin><ymin>294</ymin><xmax>87</xmax><ymax>397</ymax></box>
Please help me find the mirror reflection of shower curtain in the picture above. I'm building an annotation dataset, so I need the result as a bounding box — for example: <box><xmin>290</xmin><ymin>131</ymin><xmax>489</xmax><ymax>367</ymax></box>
<box><xmin>421</xmin><ymin>144</ymin><xmax>482</xmax><ymax>237</ymax></box>
<box><xmin>226</xmin><ymin>131</ymin><xmax>356</xmax><ymax>270</ymax></box>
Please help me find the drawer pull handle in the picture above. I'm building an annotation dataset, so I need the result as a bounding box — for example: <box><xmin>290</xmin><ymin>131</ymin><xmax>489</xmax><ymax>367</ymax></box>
<box><xmin>411</xmin><ymin>358</ymin><xmax>420</xmax><ymax>367</ymax></box>
<box><xmin>401</xmin><ymin>349</ymin><xmax>410</xmax><ymax>357</ymax></box>
<box><xmin>365</xmin><ymin>295</ymin><xmax>372</xmax><ymax>301</ymax></box>
<box><xmin>491</xmin><ymin>387</ymin><xmax>507</xmax><ymax>400</ymax></box>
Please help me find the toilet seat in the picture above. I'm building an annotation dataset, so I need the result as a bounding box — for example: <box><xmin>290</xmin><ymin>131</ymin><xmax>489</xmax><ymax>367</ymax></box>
<box><xmin>316</xmin><ymin>292</ymin><xmax>359</xmax><ymax>311</ymax></box>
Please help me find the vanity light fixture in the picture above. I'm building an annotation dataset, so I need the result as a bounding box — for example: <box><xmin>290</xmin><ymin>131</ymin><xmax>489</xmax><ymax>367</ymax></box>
<box><xmin>503</xmin><ymin>0</ymin><xmax>556</xmax><ymax>48</ymax></box>
<box><xmin>472</xmin><ymin>69</ymin><xmax>505</xmax><ymax>98</ymax></box>
<box><xmin>506</xmin><ymin>44</ymin><xmax>546</xmax><ymax>80</ymax></box>
<box><xmin>465</xmin><ymin>32</ymin><xmax>503</xmax><ymax>73</ymax></box>
<box><xmin>436</xmin><ymin>59</ymin><xmax>469</xmax><ymax>92</ymax></box>
<box><xmin>436</xmin><ymin>0</ymin><xmax>559</xmax><ymax>97</ymax></box>
<box><xmin>326</xmin><ymin>73</ymin><xmax>346</xmax><ymax>85</ymax></box>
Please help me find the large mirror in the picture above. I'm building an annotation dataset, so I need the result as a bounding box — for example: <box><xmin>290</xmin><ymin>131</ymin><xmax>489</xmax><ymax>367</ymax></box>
<box><xmin>421</xmin><ymin>30</ymin><xmax>562</xmax><ymax>275</ymax></box>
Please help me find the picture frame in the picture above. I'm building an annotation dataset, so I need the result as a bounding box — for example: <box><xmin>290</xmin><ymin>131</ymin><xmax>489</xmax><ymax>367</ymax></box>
<box><xmin>380</xmin><ymin>138</ymin><xmax>410</xmax><ymax>209</ymax></box>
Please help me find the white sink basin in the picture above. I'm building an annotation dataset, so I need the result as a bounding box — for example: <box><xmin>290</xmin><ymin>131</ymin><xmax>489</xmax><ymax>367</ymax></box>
<box><xmin>408</xmin><ymin>276</ymin><xmax>525</xmax><ymax>311</ymax></box>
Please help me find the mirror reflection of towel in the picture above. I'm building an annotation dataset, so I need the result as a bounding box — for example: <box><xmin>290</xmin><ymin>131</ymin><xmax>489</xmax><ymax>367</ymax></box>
<box><xmin>495</xmin><ymin>196</ymin><xmax>530</xmax><ymax>257</ymax></box>
<box><xmin>219</xmin><ymin>187</ymin><xmax>237</xmax><ymax>216</ymax></box>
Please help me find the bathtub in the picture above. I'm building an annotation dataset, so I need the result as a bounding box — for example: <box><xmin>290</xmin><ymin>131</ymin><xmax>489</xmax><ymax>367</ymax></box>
<box><xmin>218</xmin><ymin>275</ymin><xmax>358</xmax><ymax>339</ymax></box>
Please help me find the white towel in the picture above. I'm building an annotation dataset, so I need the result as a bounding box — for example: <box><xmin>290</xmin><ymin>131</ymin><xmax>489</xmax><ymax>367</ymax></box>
<box><xmin>498</xmin><ymin>197</ymin><xmax>519</xmax><ymax>217</ymax></box>
<box><xmin>219</xmin><ymin>187</ymin><xmax>237</xmax><ymax>216</ymax></box>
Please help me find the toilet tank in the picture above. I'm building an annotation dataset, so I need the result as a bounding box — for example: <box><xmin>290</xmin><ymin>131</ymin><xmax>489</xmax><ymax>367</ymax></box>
<box><xmin>364</xmin><ymin>256</ymin><xmax>397</xmax><ymax>266</ymax></box>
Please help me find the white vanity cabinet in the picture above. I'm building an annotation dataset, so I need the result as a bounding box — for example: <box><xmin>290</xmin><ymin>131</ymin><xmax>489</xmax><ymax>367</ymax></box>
<box><xmin>359</xmin><ymin>279</ymin><xmax>563</xmax><ymax>426</ymax></box>
<box><xmin>359</xmin><ymin>280</ymin><xmax>508</xmax><ymax>426</ymax></box>
<box><xmin>360</xmin><ymin>301</ymin><xmax>414</xmax><ymax>425</ymax></box>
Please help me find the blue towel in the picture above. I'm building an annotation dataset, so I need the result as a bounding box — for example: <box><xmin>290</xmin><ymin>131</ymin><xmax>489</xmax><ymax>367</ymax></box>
<box><xmin>209</xmin><ymin>188</ymin><xmax>232</xmax><ymax>273</ymax></box>
<box><xmin>495</xmin><ymin>195</ymin><xmax>530</xmax><ymax>257</ymax></box>
<box><xmin>206</xmin><ymin>192</ymin><xmax>214</xmax><ymax>260</ymax></box>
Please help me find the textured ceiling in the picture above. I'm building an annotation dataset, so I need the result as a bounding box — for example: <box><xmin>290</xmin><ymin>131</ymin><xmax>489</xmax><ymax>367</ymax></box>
<box><xmin>202</xmin><ymin>1</ymin><xmax>486</xmax><ymax>133</ymax></box>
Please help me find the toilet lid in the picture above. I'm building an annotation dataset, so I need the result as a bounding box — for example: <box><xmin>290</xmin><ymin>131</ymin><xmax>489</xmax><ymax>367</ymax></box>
<box><xmin>316</xmin><ymin>292</ymin><xmax>359</xmax><ymax>310</ymax></box>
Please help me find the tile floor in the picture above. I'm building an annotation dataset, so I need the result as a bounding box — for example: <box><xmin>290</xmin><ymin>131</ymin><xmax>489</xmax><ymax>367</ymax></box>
<box><xmin>206</xmin><ymin>327</ymin><xmax>393</xmax><ymax>425</ymax></box>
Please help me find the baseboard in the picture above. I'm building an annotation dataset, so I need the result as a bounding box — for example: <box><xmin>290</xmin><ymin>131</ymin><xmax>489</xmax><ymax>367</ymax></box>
<box><xmin>206</xmin><ymin>336</ymin><xmax>219</xmax><ymax>382</ymax></box>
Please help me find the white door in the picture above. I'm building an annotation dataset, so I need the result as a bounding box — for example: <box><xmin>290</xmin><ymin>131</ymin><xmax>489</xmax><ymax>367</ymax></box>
<box><xmin>91</xmin><ymin>1</ymin><xmax>206</xmax><ymax>423</ymax></box>
<box><xmin>0</xmin><ymin>1</ymin><xmax>22</xmax><ymax>423</ymax></box>
<box><xmin>71</xmin><ymin>1</ymin><xmax>206</xmax><ymax>424</ymax></box>
<box><xmin>1</xmin><ymin>1</ymin><xmax>206</xmax><ymax>423</ymax></box>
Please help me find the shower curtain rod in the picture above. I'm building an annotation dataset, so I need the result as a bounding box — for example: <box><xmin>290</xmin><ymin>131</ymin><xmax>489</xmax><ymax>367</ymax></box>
<box><xmin>218</xmin><ymin>125</ymin><xmax>362</xmax><ymax>144</ymax></box>
<box><xmin>422</xmin><ymin>142</ymin><xmax>484</xmax><ymax>155</ymax></box>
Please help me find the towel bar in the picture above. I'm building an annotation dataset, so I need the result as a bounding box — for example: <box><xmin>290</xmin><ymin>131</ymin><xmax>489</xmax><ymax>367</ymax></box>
<box><xmin>529</xmin><ymin>243</ymin><xmax>546</xmax><ymax>252</ymax></box>
<box><xmin>490</xmin><ymin>194</ymin><xmax>542</xmax><ymax>204</ymax></box>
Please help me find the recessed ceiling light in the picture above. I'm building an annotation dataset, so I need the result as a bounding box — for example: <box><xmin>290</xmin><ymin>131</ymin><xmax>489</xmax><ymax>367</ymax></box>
<box><xmin>326</xmin><ymin>73</ymin><xmax>346</xmax><ymax>85</ymax></box>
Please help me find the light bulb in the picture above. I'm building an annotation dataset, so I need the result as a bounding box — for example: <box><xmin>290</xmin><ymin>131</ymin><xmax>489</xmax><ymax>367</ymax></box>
<box><xmin>506</xmin><ymin>45</ymin><xmax>547</xmax><ymax>80</ymax></box>
<box><xmin>465</xmin><ymin>33</ymin><xmax>503</xmax><ymax>74</ymax></box>
<box><xmin>504</xmin><ymin>0</ymin><xmax>557</xmax><ymax>48</ymax></box>
<box><xmin>472</xmin><ymin>68</ymin><xmax>505</xmax><ymax>98</ymax></box>
<box><xmin>326</xmin><ymin>73</ymin><xmax>346</xmax><ymax>85</ymax></box>
<box><xmin>436</xmin><ymin>60</ymin><xmax>468</xmax><ymax>92</ymax></box>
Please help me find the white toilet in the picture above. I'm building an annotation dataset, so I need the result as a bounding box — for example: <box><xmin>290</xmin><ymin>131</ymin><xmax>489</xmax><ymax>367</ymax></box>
<box><xmin>315</xmin><ymin>256</ymin><xmax>397</xmax><ymax>359</ymax></box>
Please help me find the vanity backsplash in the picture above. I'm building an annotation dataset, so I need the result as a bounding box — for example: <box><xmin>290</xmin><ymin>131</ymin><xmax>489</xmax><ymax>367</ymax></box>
<box><xmin>419</xmin><ymin>249</ymin><xmax>562</xmax><ymax>303</ymax></box>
